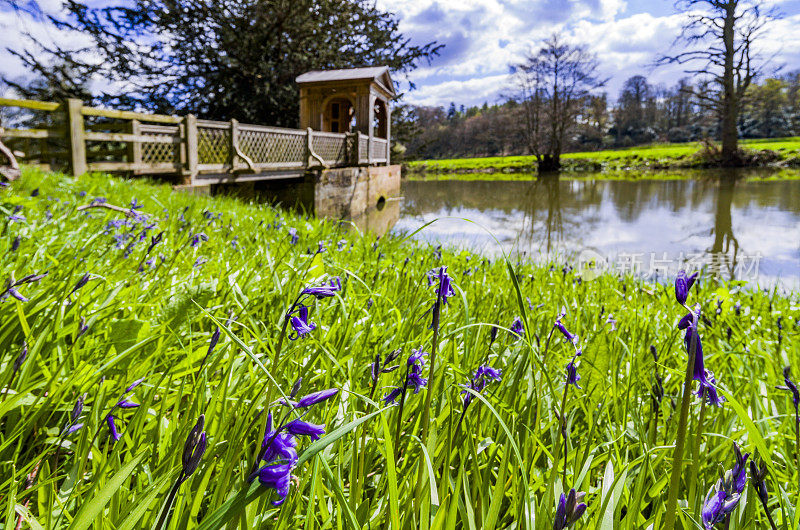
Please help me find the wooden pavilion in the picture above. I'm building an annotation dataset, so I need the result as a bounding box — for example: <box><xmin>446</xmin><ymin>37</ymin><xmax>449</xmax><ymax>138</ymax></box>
<box><xmin>296</xmin><ymin>66</ymin><xmax>395</xmax><ymax>151</ymax></box>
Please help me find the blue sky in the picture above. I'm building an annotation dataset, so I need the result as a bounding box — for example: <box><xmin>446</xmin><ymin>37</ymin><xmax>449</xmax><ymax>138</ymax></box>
<box><xmin>376</xmin><ymin>0</ymin><xmax>800</xmax><ymax>107</ymax></box>
<box><xmin>2</xmin><ymin>0</ymin><xmax>800</xmax><ymax>108</ymax></box>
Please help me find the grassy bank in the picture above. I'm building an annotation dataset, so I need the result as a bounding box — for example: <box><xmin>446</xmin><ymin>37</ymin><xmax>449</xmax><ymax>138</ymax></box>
<box><xmin>405</xmin><ymin>137</ymin><xmax>800</xmax><ymax>175</ymax></box>
<box><xmin>1</xmin><ymin>168</ymin><xmax>799</xmax><ymax>528</ymax></box>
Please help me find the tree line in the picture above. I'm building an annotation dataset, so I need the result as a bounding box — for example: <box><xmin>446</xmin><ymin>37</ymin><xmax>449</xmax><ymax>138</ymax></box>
<box><xmin>394</xmin><ymin>71</ymin><xmax>800</xmax><ymax>162</ymax></box>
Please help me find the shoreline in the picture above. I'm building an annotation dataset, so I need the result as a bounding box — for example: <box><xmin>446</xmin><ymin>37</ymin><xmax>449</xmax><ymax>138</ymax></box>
<box><xmin>403</xmin><ymin>138</ymin><xmax>800</xmax><ymax>176</ymax></box>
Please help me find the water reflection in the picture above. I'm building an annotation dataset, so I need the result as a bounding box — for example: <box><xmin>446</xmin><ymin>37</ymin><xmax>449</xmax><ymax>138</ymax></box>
<box><xmin>394</xmin><ymin>171</ymin><xmax>800</xmax><ymax>286</ymax></box>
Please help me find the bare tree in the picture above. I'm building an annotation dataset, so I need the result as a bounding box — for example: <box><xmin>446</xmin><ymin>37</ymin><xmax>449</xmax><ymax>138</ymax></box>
<box><xmin>512</xmin><ymin>34</ymin><xmax>606</xmax><ymax>172</ymax></box>
<box><xmin>659</xmin><ymin>0</ymin><xmax>780</xmax><ymax>166</ymax></box>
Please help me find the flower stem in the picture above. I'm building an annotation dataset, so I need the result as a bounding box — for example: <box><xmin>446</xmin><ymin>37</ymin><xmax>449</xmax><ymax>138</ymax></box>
<box><xmin>393</xmin><ymin>363</ymin><xmax>411</xmax><ymax>461</ymax></box>
<box><xmin>153</xmin><ymin>474</ymin><xmax>184</xmax><ymax>530</ymax></box>
<box><xmin>559</xmin><ymin>383</ymin><xmax>570</xmax><ymax>489</ymax></box>
<box><xmin>663</xmin><ymin>309</ymin><xmax>699</xmax><ymax>529</ymax></box>
<box><xmin>688</xmin><ymin>399</ymin><xmax>706</xmax><ymax>516</ymax></box>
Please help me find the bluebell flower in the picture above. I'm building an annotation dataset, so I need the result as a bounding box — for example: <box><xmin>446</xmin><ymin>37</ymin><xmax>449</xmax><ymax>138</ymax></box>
<box><xmin>300</xmin><ymin>277</ymin><xmax>342</xmax><ymax>299</ymax></box>
<box><xmin>554</xmin><ymin>319</ymin><xmax>577</xmax><ymax>344</ymax></box>
<box><xmin>679</xmin><ymin>311</ymin><xmax>724</xmax><ymax>407</ymax></box>
<box><xmin>553</xmin><ymin>488</ymin><xmax>587</xmax><ymax>529</ymax></box>
<box><xmin>510</xmin><ymin>317</ymin><xmax>524</xmax><ymax>339</ymax></box>
<box><xmin>62</xmin><ymin>395</ymin><xmax>85</xmax><ymax>436</ymax></box>
<box><xmin>778</xmin><ymin>366</ymin><xmax>800</xmax><ymax>420</ymax></box>
<box><xmin>194</xmin><ymin>257</ymin><xmax>207</xmax><ymax>268</ymax></box>
<box><xmin>565</xmin><ymin>358</ymin><xmax>581</xmax><ymax>388</ymax></box>
<box><xmin>104</xmin><ymin>379</ymin><xmax>143</xmax><ymax>441</ymax></box>
<box><xmin>427</xmin><ymin>266</ymin><xmax>455</xmax><ymax>307</ymax></box>
<box><xmin>181</xmin><ymin>415</ymin><xmax>207</xmax><ymax>482</ymax></box>
<box><xmin>701</xmin><ymin>442</ymin><xmax>750</xmax><ymax>528</ymax></box>
<box><xmin>129</xmin><ymin>198</ymin><xmax>143</xmax><ymax>210</ymax></box>
<box><xmin>71</xmin><ymin>273</ymin><xmax>90</xmax><ymax>295</ymax></box>
<box><xmin>77</xmin><ymin>317</ymin><xmax>89</xmax><ymax>338</ymax></box>
<box><xmin>190</xmin><ymin>233</ymin><xmax>208</xmax><ymax>247</ymax></box>
<box><xmin>11</xmin><ymin>236</ymin><xmax>20</xmax><ymax>251</ymax></box>
<box><xmin>30</xmin><ymin>188</ymin><xmax>39</xmax><ymax>197</ymax></box>
<box><xmin>295</xmin><ymin>388</ymin><xmax>338</xmax><ymax>408</ymax></box>
<box><xmin>462</xmin><ymin>364</ymin><xmax>502</xmax><ymax>407</ymax></box>
<box><xmin>383</xmin><ymin>349</ymin><xmax>428</xmax><ymax>404</ymax></box>
<box><xmin>8</xmin><ymin>214</ymin><xmax>26</xmax><ymax>223</ymax></box>
<box><xmin>106</xmin><ymin>415</ymin><xmax>122</xmax><ymax>441</ymax></box>
<box><xmin>284</xmin><ymin>419</ymin><xmax>326</xmax><ymax>441</ymax></box>
<box><xmin>288</xmin><ymin>305</ymin><xmax>316</xmax><ymax>340</ymax></box>
<box><xmin>288</xmin><ymin>228</ymin><xmax>299</xmax><ymax>245</ymax></box>
<box><xmin>675</xmin><ymin>270</ymin><xmax>699</xmax><ymax>305</ymax></box>
<box><xmin>251</xmin><ymin>413</ymin><xmax>302</xmax><ymax>506</ymax></box>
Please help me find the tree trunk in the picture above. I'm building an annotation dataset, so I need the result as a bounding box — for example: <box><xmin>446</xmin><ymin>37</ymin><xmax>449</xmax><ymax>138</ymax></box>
<box><xmin>720</xmin><ymin>2</ymin><xmax>739</xmax><ymax>166</ymax></box>
<box><xmin>538</xmin><ymin>154</ymin><xmax>560</xmax><ymax>173</ymax></box>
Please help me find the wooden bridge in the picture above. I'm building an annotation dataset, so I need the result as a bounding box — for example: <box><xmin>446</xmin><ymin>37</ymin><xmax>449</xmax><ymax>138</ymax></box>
<box><xmin>0</xmin><ymin>96</ymin><xmax>389</xmax><ymax>186</ymax></box>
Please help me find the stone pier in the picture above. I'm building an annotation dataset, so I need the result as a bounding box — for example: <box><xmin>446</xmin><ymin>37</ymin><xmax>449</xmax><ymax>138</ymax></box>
<box><xmin>253</xmin><ymin>165</ymin><xmax>401</xmax><ymax>231</ymax></box>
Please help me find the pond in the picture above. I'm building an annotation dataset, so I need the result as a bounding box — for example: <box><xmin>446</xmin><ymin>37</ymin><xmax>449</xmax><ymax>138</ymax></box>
<box><xmin>389</xmin><ymin>170</ymin><xmax>800</xmax><ymax>288</ymax></box>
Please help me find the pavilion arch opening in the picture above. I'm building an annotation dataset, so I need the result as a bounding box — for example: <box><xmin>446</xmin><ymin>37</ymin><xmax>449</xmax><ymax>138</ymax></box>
<box><xmin>373</xmin><ymin>100</ymin><xmax>388</xmax><ymax>138</ymax></box>
<box><xmin>325</xmin><ymin>97</ymin><xmax>355</xmax><ymax>133</ymax></box>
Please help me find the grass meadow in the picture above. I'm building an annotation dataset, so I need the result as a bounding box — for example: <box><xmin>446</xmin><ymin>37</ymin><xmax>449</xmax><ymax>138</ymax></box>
<box><xmin>1</xmin><ymin>168</ymin><xmax>799</xmax><ymax>529</ymax></box>
<box><xmin>405</xmin><ymin>137</ymin><xmax>800</xmax><ymax>174</ymax></box>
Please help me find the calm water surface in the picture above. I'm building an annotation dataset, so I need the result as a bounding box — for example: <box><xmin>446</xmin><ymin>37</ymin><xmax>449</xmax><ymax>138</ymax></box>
<box><xmin>389</xmin><ymin>171</ymin><xmax>800</xmax><ymax>287</ymax></box>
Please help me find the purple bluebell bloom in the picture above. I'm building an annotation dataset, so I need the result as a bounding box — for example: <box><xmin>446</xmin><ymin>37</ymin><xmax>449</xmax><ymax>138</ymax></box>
<box><xmin>71</xmin><ymin>273</ymin><xmax>90</xmax><ymax>294</ymax></box>
<box><xmin>731</xmin><ymin>443</ymin><xmax>750</xmax><ymax>494</ymax></box>
<box><xmin>288</xmin><ymin>305</ymin><xmax>316</xmax><ymax>340</ymax></box>
<box><xmin>11</xmin><ymin>236</ymin><xmax>20</xmax><ymax>251</ymax></box>
<box><xmin>679</xmin><ymin>311</ymin><xmax>724</xmax><ymax>407</ymax></box>
<box><xmin>554</xmin><ymin>319</ymin><xmax>577</xmax><ymax>344</ymax></box>
<box><xmin>12</xmin><ymin>341</ymin><xmax>28</xmax><ymax>376</ymax></box>
<box><xmin>701</xmin><ymin>442</ymin><xmax>750</xmax><ymax>528</ymax></box>
<box><xmin>284</xmin><ymin>419</ymin><xmax>326</xmax><ymax>441</ymax></box>
<box><xmin>62</xmin><ymin>395</ymin><xmax>85</xmax><ymax>435</ymax></box>
<box><xmin>510</xmin><ymin>317</ymin><xmax>524</xmax><ymax>339</ymax></box>
<box><xmin>181</xmin><ymin>415</ymin><xmax>207</xmax><ymax>481</ymax></box>
<box><xmin>125</xmin><ymin>377</ymin><xmax>145</xmax><ymax>392</ymax></box>
<box><xmin>301</xmin><ymin>277</ymin><xmax>342</xmax><ymax>299</ymax></box>
<box><xmin>194</xmin><ymin>257</ymin><xmax>207</xmax><ymax>268</ymax></box>
<box><xmin>675</xmin><ymin>270</ymin><xmax>699</xmax><ymax>305</ymax></box>
<box><xmin>251</xmin><ymin>413</ymin><xmax>301</xmax><ymax>506</ymax></box>
<box><xmin>565</xmin><ymin>358</ymin><xmax>581</xmax><ymax>389</ymax></box>
<box><xmin>778</xmin><ymin>366</ymin><xmax>800</xmax><ymax>419</ymax></box>
<box><xmin>288</xmin><ymin>228</ymin><xmax>299</xmax><ymax>245</ymax></box>
<box><xmin>106</xmin><ymin>415</ymin><xmax>121</xmax><ymax>441</ymax></box>
<box><xmin>295</xmin><ymin>388</ymin><xmax>339</xmax><ymax>408</ymax></box>
<box><xmin>77</xmin><ymin>317</ymin><xmax>89</xmax><ymax>338</ymax></box>
<box><xmin>8</xmin><ymin>214</ymin><xmax>26</xmax><ymax>223</ymax></box>
<box><xmin>30</xmin><ymin>188</ymin><xmax>39</xmax><ymax>197</ymax></box>
<box><xmin>462</xmin><ymin>364</ymin><xmax>502</xmax><ymax>407</ymax></box>
<box><xmin>427</xmin><ymin>266</ymin><xmax>455</xmax><ymax>306</ymax></box>
<box><xmin>383</xmin><ymin>349</ymin><xmax>428</xmax><ymax>404</ymax></box>
<box><xmin>191</xmin><ymin>233</ymin><xmax>208</xmax><ymax>247</ymax></box>
<box><xmin>553</xmin><ymin>488</ymin><xmax>587</xmax><ymax>529</ymax></box>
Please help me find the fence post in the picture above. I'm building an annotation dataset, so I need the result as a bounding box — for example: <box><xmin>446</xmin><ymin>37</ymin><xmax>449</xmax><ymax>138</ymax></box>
<box><xmin>230</xmin><ymin>119</ymin><xmax>238</xmax><ymax>172</ymax></box>
<box><xmin>356</xmin><ymin>131</ymin><xmax>362</xmax><ymax>165</ymax></box>
<box><xmin>66</xmin><ymin>98</ymin><xmax>87</xmax><ymax>176</ymax></box>
<box><xmin>184</xmin><ymin>114</ymin><xmax>198</xmax><ymax>184</ymax></box>
<box><xmin>127</xmin><ymin>119</ymin><xmax>142</xmax><ymax>175</ymax></box>
<box><xmin>306</xmin><ymin>127</ymin><xmax>313</xmax><ymax>168</ymax></box>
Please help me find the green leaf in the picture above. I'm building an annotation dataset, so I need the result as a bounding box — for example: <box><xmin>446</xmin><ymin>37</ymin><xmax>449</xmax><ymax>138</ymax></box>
<box><xmin>69</xmin><ymin>450</ymin><xmax>148</xmax><ymax>530</ymax></box>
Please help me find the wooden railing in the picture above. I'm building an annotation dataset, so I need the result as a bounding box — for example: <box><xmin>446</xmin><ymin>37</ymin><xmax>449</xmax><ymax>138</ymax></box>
<box><xmin>0</xmin><ymin>97</ymin><xmax>391</xmax><ymax>184</ymax></box>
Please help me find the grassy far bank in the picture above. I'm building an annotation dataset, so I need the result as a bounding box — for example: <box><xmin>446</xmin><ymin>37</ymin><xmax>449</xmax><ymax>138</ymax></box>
<box><xmin>1</xmin><ymin>168</ymin><xmax>799</xmax><ymax>528</ymax></box>
<box><xmin>405</xmin><ymin>137</ymin><xmax>800</xmax><ymax>175</ymax></box>
<box><xmin>404</xmin><ymin>167</ymin><xmax>800</xmax><ymax>182</ymax></box>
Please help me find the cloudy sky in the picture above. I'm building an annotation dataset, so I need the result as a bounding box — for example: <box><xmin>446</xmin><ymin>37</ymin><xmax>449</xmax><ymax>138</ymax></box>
<box><xmin>2</xmin><ymin>0</ymin><xmax>800</xmax><ymax>108</ymax></box>
<box><xmin>376</xmin><ymin>0</ymin><xmax>800</xmax><ymax>108</ymax></box>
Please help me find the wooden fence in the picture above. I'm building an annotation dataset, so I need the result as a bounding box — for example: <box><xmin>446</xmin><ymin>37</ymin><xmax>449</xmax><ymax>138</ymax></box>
<box><xmin>0</xmin><ymin>97</ymin><xmax>390</xmax><ymax>185</ymax></box>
